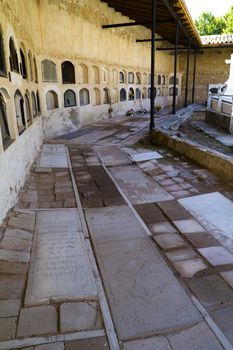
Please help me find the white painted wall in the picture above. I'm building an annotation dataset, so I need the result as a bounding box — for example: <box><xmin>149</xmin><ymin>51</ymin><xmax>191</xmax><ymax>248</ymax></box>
<box><xmin>0</xmin><ymin>118</ymin><xmax>43</xmax><ymax>223</ymax></box>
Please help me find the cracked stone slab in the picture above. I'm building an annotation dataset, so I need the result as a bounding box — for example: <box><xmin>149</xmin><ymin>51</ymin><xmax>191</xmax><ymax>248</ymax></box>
<box><xmin>179</xmin><ymin>192</ymin><xmax>233</xmax><ymax>253</ymax></box>
<box><xmin>168</xmin><ymin>321</ymin><xmax>224</xmax><ymax>350</ymax></box>
<box><xmin>94</xmin><ymin>146</ymin><xmax>132</xmax><ymax>166</ymax></box>
<box><xmin>25</xmin><ymin>209</ymin><xmax>97</xmax><ymax>305</ymax></box>
<box><xmin>86</xmin><ymin>208</ymin><xmax>201</xmax><ymax>341</ymax></box>
<box><xmin>123</xmin><ymin>336</ymin><xmax>172</xmax><ymax>350</ymax></box>
<box><xmin>37</xmin><ymin>144</ymin><xmax>68</xmax><ymax>168</ymax></box>
<box><xmin>17</xmin><ymin>306</ymin><xmax>57</xmax><ymax>337</ymax></box>
<box><xmin>110</xmin><ymin>165</ymin><xmax>173</xmax><ymax>204</ymax></box>
<box><xmin>60</xmin><ymin>301</ymin><xmax>102</xmax><ymax>332</ymax></box>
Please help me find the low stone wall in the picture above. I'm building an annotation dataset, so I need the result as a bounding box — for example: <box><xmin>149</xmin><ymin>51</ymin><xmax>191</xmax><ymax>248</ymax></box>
<box><xmin>205</xmin><ymin>110</ymin><xmax>232</xmax><ymax>133</ymax></box>
<box><xmin>151</xmin><ymin>128</ymin><xmax>233</xmax><ymax>181</ymax></box>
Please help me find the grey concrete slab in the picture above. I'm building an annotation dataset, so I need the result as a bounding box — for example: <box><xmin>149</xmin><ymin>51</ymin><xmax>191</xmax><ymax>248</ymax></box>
<box><xmin>179</xmin><ymin>192</ymin><xmax>233</xmax><ymax>253</ymax></box>
<box><xmin>123</xmin><ymin>336</ymin><xmax>172</xmax><ymax>350</ymax></box>
<box><xmin>25</xmin><ymin>210</ymin><xmax>97</xmax><ymax>305</ymax></box>
<box><xmin>110</xmin><ymin>165</ymin><xmax>173</xmax><ymax>204</ymax></box>
<box><xmin>94</xmin><ymin>146</ymin><xmax>132</xmax><ymax>166</ymax></box>
<box><xmin>38</xmin><ymin>144</ymin><xmax>68</xmax><ymax>168</ymax></box>
<box><xmin>130</xmin><ymin>151</ymin><xmax>163</xmax><ymax>162</ymax></box>
<box><xmin>86</xmin><ymin>207</ymin><xmax>201</xmax><ymax>341</ymax></box>
<box><xmin>168</xmin><ymin>321</ymin><xmax>224</xmax><ymax>350</ymax></box>
<box><xmin>71</xmin><ymin>130</ymin><xmax>117</xmax><ymax>144</ymax></box>
<box><xmin>210</xmin><ymin>306</ymin><xmax>233</xmax><ymax>346</ymax></box>
<box><xmin>85</xmin><ymin>206</ymin><xmax>146</xmax><ymax>244</ymax></box>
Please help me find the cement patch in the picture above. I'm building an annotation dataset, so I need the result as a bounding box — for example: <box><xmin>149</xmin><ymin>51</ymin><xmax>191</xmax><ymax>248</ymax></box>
<box><xmin>110</xmin><ymin>166</ymin><xmax>173</xmax><ymax>204</ymax></box>
<box><xmin>179</xmin><ymin>192</ymin><xmax>233</xmax><ymax>253</ymax></box>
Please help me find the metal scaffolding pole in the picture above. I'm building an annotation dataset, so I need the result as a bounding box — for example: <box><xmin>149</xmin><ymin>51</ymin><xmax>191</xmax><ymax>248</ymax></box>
<box><xmin>150</xmin><ymin>0</ymin><xmax>156</xmax><ymax>132</ymax></box>
<box><xmin>184</xmin><ymin>39</ymin><xmax>190</xmax><ymax>107</ymax></box>
<box><xmin>192</xmin><ymin>50</ymin><xmax>197</xmax><ymax>103</ymax></box>
<box><xmin>172</xmin><ymin>22</ymin><xmax>179</xmax><ymax>114</ymax></box>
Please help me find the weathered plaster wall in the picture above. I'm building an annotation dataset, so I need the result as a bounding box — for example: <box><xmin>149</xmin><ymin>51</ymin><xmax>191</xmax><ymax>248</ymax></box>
<box><xmin>0</xmin><ymin>119</ymin><xmax>43</xmax><ymax>223</ymax></box>
<box><xmin>179</xmin><ymin>48</ymin><xmax>233</xmax><ymax>104</ymax></box>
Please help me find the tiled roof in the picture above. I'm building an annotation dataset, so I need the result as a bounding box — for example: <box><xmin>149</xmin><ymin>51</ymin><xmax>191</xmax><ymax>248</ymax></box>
<box><xmin>201</xmin><ymin>34</ymin><xmax>233</xmax><ymax>46</ymax></box>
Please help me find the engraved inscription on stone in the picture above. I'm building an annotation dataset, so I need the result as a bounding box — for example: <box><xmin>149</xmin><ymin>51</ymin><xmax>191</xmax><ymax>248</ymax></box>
<box><xmin>25</xmin><ymin>210</ymin><xmax>97</xmax><ymax>305</ymax></box>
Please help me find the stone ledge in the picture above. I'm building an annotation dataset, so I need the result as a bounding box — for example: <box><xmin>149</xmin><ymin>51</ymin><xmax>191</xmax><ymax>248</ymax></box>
<box><xmin>151</xmin><ymin>128</ymin><xmax>233</xmax><ymax>182</ymax></box>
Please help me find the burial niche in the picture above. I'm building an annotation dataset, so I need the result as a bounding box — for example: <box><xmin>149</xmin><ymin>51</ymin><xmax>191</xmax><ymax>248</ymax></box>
<box><xmin>128</xmin><ymin>72</ymin><xmax>134</xmax><ymax>84</ymax></box>
<box><xmin>31</xmin><ymin>92</ymin><xmax>37</xmax><ymax>117</ymax></box>
<box><xmin>14</xmin><ymin>90</ymin><xmax>26</xmax><ymax>134</ymax></box>
<box><xmin>25</xmin><ymin>91</ymin><xmax>32</xmax><ymax>125</ymax></box>
<box><xmin>120</xmin><ymin>88</ymin><xmax>126</xmax><ymax>101</ymax></box>
<box><xmin>79</xmin><ymin>88</ymin><xmax>90</xmax><ymax>106</ymax></box>
<box><xmin>0</xmin><ymin>92</ymin><xmax>11</xmax><ymax>146</ymax></box>
<box><xmin>93</xmin><ymin>88</ymin><xmax>101</xmax><ymax>105</ymax></box>
<box><xmin>62</xmin><ymin>61</ymin><xmax>75</xmax><ymax>84</ymax></box>
<box><xmin>0</xmin><ymin>27</ymin><xmax>6</xmax><ymax>76</ymax></box>
<box><xmin>42</xmin><ymin>60</ymin><xmax>57</xmax><ymax>82</ymax></box>
<box><xmin>19</xmin><ymin>47</ymin><xmax>27</xmax><ymax>79</ymax></box>
<box><xmin>64</xmin><ymin>89</ymin><xmax>76</xmax><ymax>107</ymax></box>
<box><xmin>9</xmin><ymin>37</ymin><xmax>19</xmax><ymax>73</ymax></box>
<box><xmin>136</xmin><ymin>88</ymin><xmax>141</xmax><ymax>99</ymax></box>
<box><xmin>46</xmin><ymin>90</ymin><xmax>59</xmax><ymax>110</ymax></box>
<box><xmin>128</xmin><ymin>87</ymin><xmax>134</xmax><ymax>100</ymax></box>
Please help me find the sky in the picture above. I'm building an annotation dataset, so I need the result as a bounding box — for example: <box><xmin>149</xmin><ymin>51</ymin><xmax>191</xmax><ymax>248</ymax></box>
<box><xmin>185</xmin><ymin>0</ymin><xmax>233</xmax><ymax>20</ymax></box>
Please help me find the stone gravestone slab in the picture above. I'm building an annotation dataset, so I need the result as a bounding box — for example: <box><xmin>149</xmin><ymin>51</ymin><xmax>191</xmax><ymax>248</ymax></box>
<box><xmin>110</xmin><ymin>165</ymin><xmax>173</xmax><ymax>204</ymax></box>
<box><xmin>179</xmin><ymin>192</ymin><xmax>233</xmax><ymax>253</ymax></box>
<box><xmin>37</xmin><ymin>144</ymin><xmax>68</xmax><ymax>168</ymax></box>
<box><xmin>25</xmin><ymin>209</ymin><xmax>97</xmax><ymax>305</ymax></box>
<box><xmin>94</xmin><ymin>146</ymin><xmax>132</xmax><ymax>166</ymax></box>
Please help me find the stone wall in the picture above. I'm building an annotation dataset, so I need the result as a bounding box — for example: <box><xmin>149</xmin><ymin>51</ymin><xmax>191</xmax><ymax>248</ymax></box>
<box><xmin>179</xmin><ymin>48</ymin><xmax>233</xmax><ymax>104</ymax></box>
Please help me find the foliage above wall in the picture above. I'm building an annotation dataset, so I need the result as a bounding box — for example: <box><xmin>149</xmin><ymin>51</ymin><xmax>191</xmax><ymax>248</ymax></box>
<box><xmin>195</xmin><ymin>6</ymin><xmax>233</xmax><ymax>35</ymax></box>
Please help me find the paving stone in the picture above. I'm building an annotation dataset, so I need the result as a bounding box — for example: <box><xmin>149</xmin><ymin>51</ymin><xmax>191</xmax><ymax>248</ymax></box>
<box><xmin>165</xmin><ymin>248</ymin><xmax>198</xmax><ymax>262</ymax></box>
<box><xmin>210</xmin><ymin>306</ymin><xmax>233</xmax><ymax>345</ymax></box>
<box><xmin>187</xmin><ymin>275</ymin><xmax>233</xmax><ymax>308</ymax></box>
<box><xmin>0</xmin><ymin>249</ymin><xmax>30</xmax><ymax>263</ymax></box>
<box><xmin>0</xmin><ymin>317</ymin><xmax>17</xmax><ymax>340</ymax></box>
<box><xmin>123</xmin><ymin>336</ymin><xmax>172</xmax><ymax>350</ymax></box>
<box><xmin>173</xmin><ymin>219</ymin><xmax>205</xmax><ymax>234</ymax></box>
<box><xmin>8</xmin><ymin>215</ymin><xmax>35</xmax><ymax>232</ymax></box>
<box><xmin>0</xmin><ymin>299</ymin><xmax>21</xmax><ymax>317</ymax></box>
<box><xmin>134</xmin><ymin>204</ymin><xmax>167</xmax><ymax>224</ymax></box>
<box><xmin>0</xmin><ymin>237</ymin><xmax>31</xmax><ymax>252</ymax></box>
<box><xmin>173</xmin><ymin>258</ymin><xmax>207</xmax><ymax>278</ymax></box>
<box><xmin>164</xmin><ymin>184</ymin><xmax>183</xmax><ymax>192</ymax></box>
<box><xmin>38</xmin><ymin>195</ymin><xmax>55</xmax><ymax>202</ymax></box>
<box><xmin>148</xmin><ymin>222</ymin><xmax>177</xmax><ymax>234</ymax></box>
<box><xmin>4</xmin><ymin>228</ymin><xmax>33</xmax><ymax>241</ymax></box>
<box><xmin>220</xmin><ymin>270</ymin><xmax>233</xmax><ymax>288</ymax></box>
<box><xmin>56</xmin><ymin>192</ymin><xmax>75</xmax><ymax>201</ymax></box>
<box><xmin>65</xmin><ymin>337</ymin><xmax>109</xmax><ymax>350</ymax></box>
<box><xmin>184</xmin><ymin>232</ymin><xmax>220</xmax><ymax>248</ymax></box>
<box><xmin>160</xmin><ymin>179</ymin><xmax>176</xmax><ymax>186</ymax></box>
<box><xmin>0</xmin><ymin>260</ymin><xmax>28</xmax><ymax>274</ymax></box>
<box><xmin>198</xmin><ymin>246</ymin><xmax>233</xmax><ymax>266</ymax></box>
<box><xmin>35</xmin><ymin>343</ymin><xmax>64</xmax><ymax>350</ymax></box>
<box><xmin>60</xmin><ymin>301</ymin><xmax>102</xmax><ymax>333</ymax></box>
<box><xmin>153</xmin><ymin>233</ymin><xmax>186</xmax><ymax>250</ymax></box>
<box><xmin>64</xmin><ymin>199</ymin><xmax>76</xmax><ymax>208</ymax></box>
<box><xmin>0</xmin><ymin>274</ymin><xmax>25</xmax><ymax>298</ymax></box>
<box><xmin>168</xmin><ymin>321</ymin><xmax>223</xmax><ymax>350</ymax></box>
<box><xmin>157</xmin><ymin>200</ymin><xmax>192</xmax><ymax>221</ymax></box>
<box><xmin>17</xmin><ymin>306</ymin><xmax>57</xmax><ymax>337</ymax></box>
<box><xmin>170</xmin><ymin>190</ymin><xmax>192</xmax><ymax>199</ymax></box>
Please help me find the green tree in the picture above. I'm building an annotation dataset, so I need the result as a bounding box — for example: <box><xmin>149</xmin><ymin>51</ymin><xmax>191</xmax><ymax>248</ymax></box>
<box><xmin>223</xmin><ymin>6</ymin><xmax>233</xmax><ymax>34</ymax></box>
<box><xmin>195</xmin><ymin>12</ymin><xmax>226</xmax><ymax>35</ymax></box>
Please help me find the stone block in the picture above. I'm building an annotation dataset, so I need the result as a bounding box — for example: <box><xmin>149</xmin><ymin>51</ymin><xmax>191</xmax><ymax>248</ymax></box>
<box><xmin>148</xmin><ymin>222</ymin><xmax>177</xmax><ymax>234</ymax></box>
<box><xmin>0</xmin><ymin>237</ymin><xmax>31</xmax><ymax>252</ymax></box>
<box><xmin>0</xmin><ymin>317</ymin><xmax>17</xmax><ymax>340</ymax></box>
<box><xmin>210</xmin><ymin>306</ymin><xmax>233</xmax><ymax>346</ymax></box>
<box><xmin>165</xmin><ymin>248</ymin><xmax>197</xmax><ymax>262</ymax></box>
<box><xmin>198</xmin><ymin>246</ymin><xmax>233</xmax><ymax>266</ymax></box>
<box><xmin>0</xmin><ymin>299</ymin><xmax>21</xmax><ymax>317</ymax></box>
<box><xmin>173</xmin><ymin>258</ymin><xmax>207</xmax><ymax>278</ymax></box>
<box><xmin>60</xmin><ymin>301</ymin><xmax>102</xmax><ymax>333</ymax></box>
<box><xmin>168</xmin><ymin>321</ymin><xmax>223</xmax><ymax>350</ymax></box>
<box><xmin>184</xmin><ymin>232</ymin><xmax>220</xmax><ymax>248</ymax></box>
<box><xmin>17</xmin><ymin>306</ymin><xmax>57</xmax><ymax>337</ymax></box>
<box><xmin>187</xmin><ymin>275</ymin><xmax>233</xmax><ymax>308</ymax></box>
<box><xmin>65</xmin><ymin>337</ymin><xmax>109</xmax><ymax>350</ymax></box>
<box><xmin>153</xmin><ymin>233</ymin><xmax>186</xmax><ymax>250</ymax></box>
<box><xmin>0</xmin><ymin>274</ymin><xmax>25</xmax><ymax>299</ymax></box>
<box><xmin>8</xmin><ymin>215</ymin><xmax>35</xmax><ymax>232</ymax></box>
<box><xmin>0</xmin><ymin>261</ymin><xmax>28</xmax><ymax>274</ymax></box>
<box><xmin>0</xmin><ymin>249</ymin><xmax>30</xmax><ymax>263</ymax></box>
<box><xmin>173</xmin><ymin>219</ymin><xmax>205</xmax><ymax>234</ymax></box>
<box><xmin>4</xmin><ymin>228</ymin><xmax>33</xmax><ymax>241</ymax></box>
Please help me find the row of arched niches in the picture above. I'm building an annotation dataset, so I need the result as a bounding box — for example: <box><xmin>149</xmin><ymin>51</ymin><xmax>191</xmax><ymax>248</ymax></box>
<box><xmin>0</xmin><ymin>31</ymin><xmax>179</xmax><ymax>149</ymax></box>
